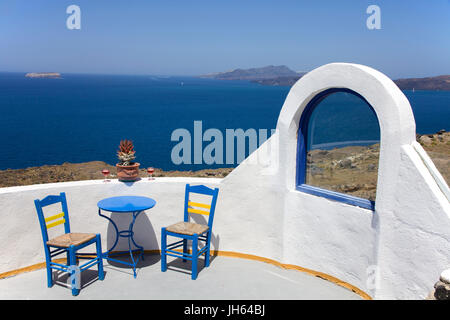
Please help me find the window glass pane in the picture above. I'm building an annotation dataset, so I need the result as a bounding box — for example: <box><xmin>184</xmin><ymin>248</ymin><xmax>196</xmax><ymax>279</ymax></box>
<box><xmin>305</xmin><ymin>92</ymin><xmax>380</xmax><ymax>201</ymax></box>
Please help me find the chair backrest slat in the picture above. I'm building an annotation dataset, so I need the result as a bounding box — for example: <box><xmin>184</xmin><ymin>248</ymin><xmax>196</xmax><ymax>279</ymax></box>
<box><xmin>187</xmin><ymin>208</ymin><xmax>209</xmax><ymax>216</ymax></box>
<box><xmin>46</xmin><ymin>218</ymin><xmax>66</xmax><ymax>229</ymax></box>
<box><xmin>188</xmin><ymin>201</ymin><xmax>211</xmax><ymax>209</ymax></box>
<box><xmin>45</xmin><ymin>212</ymin><xmax>65</xmax><ymax>223</ymax></box>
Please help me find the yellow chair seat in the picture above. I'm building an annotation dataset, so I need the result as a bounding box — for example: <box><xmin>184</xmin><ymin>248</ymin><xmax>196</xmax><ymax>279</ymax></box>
<box><xmin>166</xmin><ymin>222</ymin><xmax>209</xmax><ymax>236</ymax></box>
<box><xmin>47</xmin><ymin>232</ymin><xmax>96</xmax><ymax>248</ymax></box>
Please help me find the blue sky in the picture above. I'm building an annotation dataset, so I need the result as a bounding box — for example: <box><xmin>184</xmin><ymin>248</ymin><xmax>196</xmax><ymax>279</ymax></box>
<box><xmin>0</xmin><ymin>0</ymin><xmax>449</xmax><ymax>78</ymax></box>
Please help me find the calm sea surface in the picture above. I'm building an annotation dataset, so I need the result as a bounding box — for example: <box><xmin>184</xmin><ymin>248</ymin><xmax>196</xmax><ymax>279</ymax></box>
<box><xmin>0</xmin><ymin>72</ymin><xmax>448</xmax><ymax>170</ymax></box>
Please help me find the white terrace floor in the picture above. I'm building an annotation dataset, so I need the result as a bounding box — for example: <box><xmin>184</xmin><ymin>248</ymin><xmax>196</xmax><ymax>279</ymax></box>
<box><xmin>0</xmin><ymin>254</ymin><xmax>362</xmax><ymax>300</ymax></box>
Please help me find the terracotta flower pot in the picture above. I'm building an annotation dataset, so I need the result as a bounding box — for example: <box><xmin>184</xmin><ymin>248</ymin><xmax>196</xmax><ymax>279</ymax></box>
<box><xmin>116</xmin><ymin>162</ymin><xmax>140</xmax><ymax>182</ymax></box>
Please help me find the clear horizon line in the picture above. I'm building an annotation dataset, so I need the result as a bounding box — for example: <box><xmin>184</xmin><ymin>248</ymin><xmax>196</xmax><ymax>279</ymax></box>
<box><xmin>0</xmin><ymin>70</ymin><xmax>449</xmax><ymax>80</ymax></box>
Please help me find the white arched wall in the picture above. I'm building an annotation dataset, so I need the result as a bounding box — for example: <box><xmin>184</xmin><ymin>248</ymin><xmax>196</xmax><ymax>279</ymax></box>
<box><xmin>272</xmin><ymin>63</ymin><xmax>448</xmax><ymax>298</ymax></box>
<box><xmin>221</xmin><ymin>62</ymin><xmax>450</xmax><ymax>299</ymax></box>
<box><xmin>277</xmin><ymin>63</ymin><xmax>416</xmax><ymax>208</ymax></box>
<box><xmin>276</xmin><ymin>63</ymin><xmax>416</xmax><ymax>297</ymax></box>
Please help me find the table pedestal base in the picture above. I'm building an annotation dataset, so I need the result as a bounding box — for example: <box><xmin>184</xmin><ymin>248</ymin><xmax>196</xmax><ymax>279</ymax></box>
<box><xmin>98</xmin><ymin>209</ymin><xmax>145</xmax><ymax>278</ymax></box>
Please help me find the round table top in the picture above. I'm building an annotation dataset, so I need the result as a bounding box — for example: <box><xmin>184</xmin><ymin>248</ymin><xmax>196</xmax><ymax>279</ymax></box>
<box><xmin>97</xmin><ymin>196</ymin><xmax>156</xmax><ymax>212</ymax></box>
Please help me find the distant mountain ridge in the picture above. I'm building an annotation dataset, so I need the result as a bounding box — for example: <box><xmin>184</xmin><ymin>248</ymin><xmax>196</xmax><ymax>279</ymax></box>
<box><xmin>394</xmin><ymin>75</ymin><xmax>450</xmax><ymax>91</ymax></box>
<box><xmin>200</xmin><ymin>65</ymin><xmax>305</xmax><ymax>81</ymax></box>
<box><xmin>200</xmin><ymin>66</ymin><xmax>450</xmax><ymax>90</ymax></box>
<box><xmin>256</xmin><ymin>74</ymin><xmax>450</xmax><ymax>91</ymax></box>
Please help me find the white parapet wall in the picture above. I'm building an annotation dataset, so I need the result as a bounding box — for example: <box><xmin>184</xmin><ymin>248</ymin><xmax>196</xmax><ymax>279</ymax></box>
<box><xmin>0</xmin><ymin>175</ymin><xmax>287</xmax><ymax>280</ymax></box>
<box><xmin>0</xmin><ymin>63</ymin><xmax>448</xmax><ymax>299</ymax></box>
<box><xmin>0</xmin><ymin>178</ymin><xmax>218</xmax><ymax>273</ymax></box>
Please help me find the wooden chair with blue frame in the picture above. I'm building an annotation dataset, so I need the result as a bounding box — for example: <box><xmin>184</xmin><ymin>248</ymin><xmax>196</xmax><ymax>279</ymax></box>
<box><xmin>161</xmin><ymin>184</ymin><xmax>219</xmax><ymax>280</ymax></box>
<box><xmin>34</xmin><ymin>192</ymin><xmax>104</xmax><ymax>296</ymax></box>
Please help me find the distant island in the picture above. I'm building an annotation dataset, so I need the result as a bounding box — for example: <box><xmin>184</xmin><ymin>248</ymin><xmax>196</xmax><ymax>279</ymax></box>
<box><xmin>200</xmin><ymin>66</ymin><xmax>450</xmax><ymax>90</ymax></box>
<box><xmin>25</xmin><ymin>72</ymin><xmax>61</xmax><ymax>79</ymax></box>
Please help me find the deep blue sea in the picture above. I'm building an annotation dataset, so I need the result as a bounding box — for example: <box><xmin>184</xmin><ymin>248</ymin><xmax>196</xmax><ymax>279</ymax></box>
<box><xmin>0</xmin><ymin>72</ymin><xmax>449</xmax><ymax>171</ymax></box>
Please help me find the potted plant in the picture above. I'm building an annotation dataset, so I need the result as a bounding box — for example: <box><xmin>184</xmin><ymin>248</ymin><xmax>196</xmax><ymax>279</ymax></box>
<box><xmin>116</xmin><ymin>139</ymin><xmax>140</xmax><ymax>181</ymax></box>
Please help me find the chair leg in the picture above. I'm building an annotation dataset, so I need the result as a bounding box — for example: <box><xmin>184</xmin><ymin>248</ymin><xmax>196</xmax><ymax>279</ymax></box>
<box><xmin>161</xmin><ymin>227</ymin><xmax>167</xmax><ymax>272</ymax></box>
<box><xmin>182</xmin><ymin>239</ymin><xmax>188</xmax><ymax>262</ymax></box>
<box><xmin>191</xmin><ymin>234</ymin><xmax>198</xmax><ymax>280</ymax></box>
<box><xmin>68</xmin><ymin>246</ymin><xmax>79</xmax><ymax>296</ymax></box>
<box><xmin>96</xmin><ymin>234</ymin><xmax>105</xmax><ymax>281</ymax></box>
<box><xmin>45</xmin><ymin>254</ymin><xmax>53</xmax><ymax>288</ymax></box>
<box><xmin>205</xmin><ymin>232</ymin><xmax>211</xmax><ymax>268</ymax></box>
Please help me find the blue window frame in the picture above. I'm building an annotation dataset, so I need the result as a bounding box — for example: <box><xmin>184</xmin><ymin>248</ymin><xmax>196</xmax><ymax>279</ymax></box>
<box><xmin>296</xmin><ymin>88</ymin><xmax>378</xmax><ymax>211</ymax></box>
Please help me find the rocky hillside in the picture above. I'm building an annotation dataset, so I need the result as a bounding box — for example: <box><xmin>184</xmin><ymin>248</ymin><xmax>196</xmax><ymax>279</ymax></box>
<box><xmin>0</xmin><ymin>161</ymin><xmax>233</xmax><ymax>188</ymax></box>
<box><xmin>307</xmin><ymin>144</ymin><xmax>380</xmax><ymax>201</ymax></box>
<box><xmin>416</xmin><ymin>130</ymin><xmax>450</xmax><ymax>183</ymax></box>
<box><xmin>306</xmin><ymin>130</ymin><xmax>449</xmax><ymax>201</ymax></box>
<box><xmin>0</xmin><ymin>131</ymin><xmax>448</xmax><ymax>192</ymax></box>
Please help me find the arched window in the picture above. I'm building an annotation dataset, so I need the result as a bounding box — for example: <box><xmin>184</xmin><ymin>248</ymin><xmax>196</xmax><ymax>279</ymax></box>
<box><xmin>296</xmin><ymin>88</ymin><xmax>380</xmax><ymax>210</ymax></box>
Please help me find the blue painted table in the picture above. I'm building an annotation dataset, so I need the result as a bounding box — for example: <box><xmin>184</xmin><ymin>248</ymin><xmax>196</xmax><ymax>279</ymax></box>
<box><xmin>97</xmin><ymin>196</ymin><xmax>156</xmax><ymax>278</ymax></box>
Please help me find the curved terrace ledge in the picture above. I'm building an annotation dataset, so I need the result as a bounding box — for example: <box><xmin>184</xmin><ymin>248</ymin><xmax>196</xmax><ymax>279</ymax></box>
<box><xmin>0</xmin><ymin>249</ymin><xmax>370</xmax><ymax>300</ymax></box>
<box><xmin>0</xmin><ymin>253</ymin><xmax>365</xmax><ymax>300</ymax></box>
